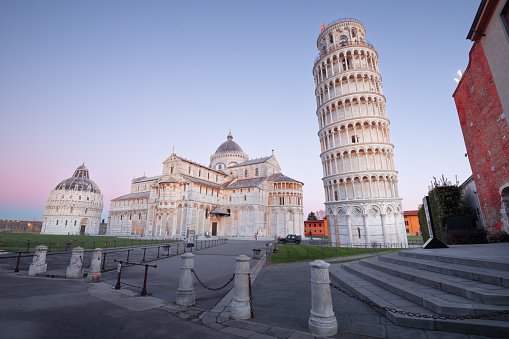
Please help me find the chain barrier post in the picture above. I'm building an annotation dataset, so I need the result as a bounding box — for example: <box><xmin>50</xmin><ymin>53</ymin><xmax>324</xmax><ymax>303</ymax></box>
<box><xmin>309</xmin><ymin>260</ymin><xmax>338</xmax><ymax>336</ymax></box>
<box><xmin>114</xmin><ymin>260</ymin><xmax>123</xmax><ymax>289</ymax></box>
<box><xmin>14</xmin><ymin>252</ymin><xmax>22</xmax><ymax>273</ymax></box>
<box><xmin>176</xmin><ymin>253</ymin><xmax>195</xmax><ymax>306</ymax></box>
<box><xmin>141</xmin><ymin>264</ymin><xmax>157</xmax><ymax>296</ymax></box>
<box><xmin>142</xmin><ymin>248</ymin><xmax>147</xmax><ymax>262</ymax></box>
<box><xmin>231</xmin><ymin>254</ymin><xmax>251</xmax><ymax>320</ymax></box>
<box><xmin>28</xmin><ymin>245</ymin><xmax>48</xmax><ymax>276</ymax></box>
<box><xmin>87</xmin><ymin>248</ymin><xmax>102</xmax><ymax>283</ymax></box>
<box><xmin>66</xmin><ymin>246</ymin><xmax>85</xmax><ymax>279</ymax></box>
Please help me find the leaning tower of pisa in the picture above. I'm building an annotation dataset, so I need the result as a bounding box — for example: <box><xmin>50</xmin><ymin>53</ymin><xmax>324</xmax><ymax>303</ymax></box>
<box><xmin>313</xmin><ymin>19</ymin><xmax>407</xmax><ymax>248</ymax></box>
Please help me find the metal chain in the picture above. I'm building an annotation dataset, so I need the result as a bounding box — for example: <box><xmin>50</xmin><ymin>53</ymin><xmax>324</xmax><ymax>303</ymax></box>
<box><xmin>191</xmin><ymin>269</ymin><xmax>235</xmax><ymax>291</ymax></box>
<box><xmin>329</xmin><ymin>282</ymin><xmax>509</xmax><ymax>320</ymax></box>
<box><xmin>248</xmin><ymin>273</ymin><xmax>254</xmax><ymax>318</ymax></box>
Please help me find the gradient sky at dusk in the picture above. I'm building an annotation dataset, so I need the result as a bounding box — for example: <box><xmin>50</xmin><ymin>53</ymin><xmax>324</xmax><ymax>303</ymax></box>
<box><xmin>0</xmin><ymin>0</ymin><xmax>480</xmax><ymax>221</ymax></box>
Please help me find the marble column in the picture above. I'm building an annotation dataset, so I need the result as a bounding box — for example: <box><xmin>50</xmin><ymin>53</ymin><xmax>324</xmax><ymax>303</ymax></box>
<box><xmin>230</xmin><ymin>255</ymin><xmax>251</xmax><ymax>320</ymax></box>
<box><xmin>176</xmin><ymin>253</ymin><xmax>195</xmax><ymax>306</ymax></box>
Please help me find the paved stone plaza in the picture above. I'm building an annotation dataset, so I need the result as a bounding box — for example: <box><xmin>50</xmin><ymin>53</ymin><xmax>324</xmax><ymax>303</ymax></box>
<box><xmin>0</xmin><ymin>240</ymin><xmax>507</xmax><ymax>338</ymax></box>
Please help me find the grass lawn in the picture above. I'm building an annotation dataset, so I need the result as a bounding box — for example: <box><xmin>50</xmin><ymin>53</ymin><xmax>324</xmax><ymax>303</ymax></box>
<box><xmin>269</xmin><ymin>244</ymin><xmax>399</xmax><ymax>263</ymax></box>
<box><xmin>407</xmin><ymin>236</ymin><xmax>423</xmax><ymax>242</ymax></box>
<box><xmin>0</xmin><ymin>233</ymin><xmax>175</xmax><ymax>252</ymax></box>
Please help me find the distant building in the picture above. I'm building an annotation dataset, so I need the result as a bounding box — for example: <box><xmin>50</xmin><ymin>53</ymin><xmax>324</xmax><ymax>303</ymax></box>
<box><xmin>0</xmin><ymin>220</ymin><xmax>42</xmax><ymax>233</ymax></box>
<box><xmin>460</xmin><ymin>175</ymin><xmax>485</xmax><ymax>229</ymax></box>
<box><xmin>41</xmin><ymin>165</ymin><xmax>104</xmax><ymax>235</ymax></box>
<box><xmin>403</xmin><ymin>211</ymin><xmax>420</xmax><ymax>236</ymax></box>
<box><xmin>313</xmin><ymin>18</ymin><xmax>407</xmax><ymax>247</ymax></box>
<box><xmin>107</xmin><ymin>133</ymin><xmax>304</xmax><ymax>238</ymax></box>
<box><xmin>452</xmin><ymin>0</ymin><xmax>509</xmax><ymax>234</ymax></box>
<box><xmin>304</xmin><ymin>216</ymin><xmax>329</xmax><ymax>237</ymax></box>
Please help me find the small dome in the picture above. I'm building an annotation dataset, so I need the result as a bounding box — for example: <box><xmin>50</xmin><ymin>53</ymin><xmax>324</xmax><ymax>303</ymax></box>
<box><xmin>55</xmin><ymin>164</ymin><xmax>101</xmax><ymax>193</ymax></box>
<box><xmin>215</xmin><ymin>133</ymin><xmax>244</xmax><ymax>154</ymax></box>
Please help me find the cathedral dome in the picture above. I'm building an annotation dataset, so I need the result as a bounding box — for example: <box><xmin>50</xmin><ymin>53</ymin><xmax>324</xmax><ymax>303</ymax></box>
<box><xmin>55</xmin><ymin>164</ymin><xmax>101</xmax><ymax>193</ymax></box>
<box><xmin>215</xmin><ymin>133</ymin><xmax>244</xmax><ymax>154</ymax></box>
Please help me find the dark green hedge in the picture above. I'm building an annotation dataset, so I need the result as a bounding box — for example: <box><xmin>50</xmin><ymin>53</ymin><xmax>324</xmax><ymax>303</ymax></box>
<box><xmin>417</xmin><ymin>205</ymin><xmax>429</xmax><ymax>242</ymax></box>
<box><xmin>427</xmin><ymin>185</ymin><xmax>473</xmax><ymax>243</ymax></box>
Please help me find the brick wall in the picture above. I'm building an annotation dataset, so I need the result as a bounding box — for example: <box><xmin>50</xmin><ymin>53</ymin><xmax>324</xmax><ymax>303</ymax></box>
<box><xmin>0</xmin><ymin>220</ymin><xmax>42</xmax><ymax>233</ymax></box>
<box><xmin>453</xmin><ymin>41</ymin><xmax>509</xmax><ymax>233</ymax></box>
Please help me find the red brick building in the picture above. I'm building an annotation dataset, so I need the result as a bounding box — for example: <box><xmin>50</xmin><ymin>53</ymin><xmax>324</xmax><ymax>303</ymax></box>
<box><xmin>453</xmin><ymin>0</ymin><xmax>509</xmax><ymax>234</ymax></box>
<box><xmin>403</xmin><ymin>210</ymin><xmax>421</xmax><ymax>236</ymax></box>
<box><xmin>304</xmin><ymin>216</ymin><xmax>328</xmax><ymax>237</ymax></box>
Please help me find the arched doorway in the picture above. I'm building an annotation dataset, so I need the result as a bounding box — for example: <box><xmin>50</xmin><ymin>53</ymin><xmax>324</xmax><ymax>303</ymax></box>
<box><xmin>80</xmin><ymin>218</ymin><xmax>88</xmax><ymax>235</ymax></box>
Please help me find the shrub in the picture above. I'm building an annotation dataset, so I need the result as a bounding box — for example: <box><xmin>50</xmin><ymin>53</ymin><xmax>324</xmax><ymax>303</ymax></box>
<box><xmin>487</xmin><ymin>230</ymin><xmax>509</xmax><ymax>243</ymax></box>
<box><xmin>445</xmin><ymin>228</ymin><xmax>487</xmax><ymax>245</ymax></box>
<box><xmin>417</xmin><ymin>205</ymin><xmax>430</xmax><ymax>242</ymax></box>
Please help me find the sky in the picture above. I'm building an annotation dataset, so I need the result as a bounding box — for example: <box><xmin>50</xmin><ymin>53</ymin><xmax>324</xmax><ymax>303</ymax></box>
<box><xmin>0</xmin><ymin>0</ymin><xmax>480</xmax><ymax>221</ymax></box>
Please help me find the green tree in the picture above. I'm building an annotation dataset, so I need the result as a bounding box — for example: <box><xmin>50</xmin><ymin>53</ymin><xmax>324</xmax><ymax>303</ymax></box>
<box><xmin>307</xmin><ymin>212</ymin><xmax>317</xmax><ymax>221</ymax></box>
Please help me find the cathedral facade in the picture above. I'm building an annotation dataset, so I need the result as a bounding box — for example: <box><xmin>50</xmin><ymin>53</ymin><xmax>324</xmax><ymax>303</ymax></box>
<box><xmin>41</xmin><ymin>165</ymin><xmax>104</xmax><ymax>235</ymax></box>
<box><xmin>107</xmin><ymin>133</ymin><xmax>304</xmax><ymax>238</ymax></box>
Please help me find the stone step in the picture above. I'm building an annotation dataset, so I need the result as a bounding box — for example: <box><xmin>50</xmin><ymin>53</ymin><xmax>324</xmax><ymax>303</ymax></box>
<box><xmin>360</xmin><ymin>257</ymin><xmax>509</xmax><ymax>305</ymax></box>
<box><xmin>341</xmin><ymin>260</ymin><xmax>509</xmax><ymax>319</ymax></box>
<box><xmin>399</xmin><ymin>250</ymin><xmax>509</xmax><ymax>272</ymax></box>
<box><xmin>328</xmin><ymin>264</ymin><xmax>509</xmax><ymax>338</ymax></box>
<box><xmin>379</xmin><ymin>252</ymin><xmax>509</xmax><ymax>287</ymax></box>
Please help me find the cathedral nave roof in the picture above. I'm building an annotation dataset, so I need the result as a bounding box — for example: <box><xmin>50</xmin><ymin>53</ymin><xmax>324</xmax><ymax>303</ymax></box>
<box><xmin>181</xmin><ymin>174</ymin><xmax>223</xmax><ymax>189</ymax></box>
<box><xmin>228</xmin><ymin>156</ymin><xmax>274</xmax><ymax>168</ymax></box>
<box><xmin>133</xmin><ymin>175</ymin><xmax>162</xmax><ymax>183</ymax></box>
<box><xmin>112</xmin><ymin>192</ymin><xmax>150</xmax><ymax>201</ymax></box>
<box><xmin>225</xmin><ymin>177</ymin><xmax>269</xmax><ymax>189</ymax></box>
<box><xmin>268</xmin><ymin>173</ymin><xmax>302</xmax><ymax>184</ymax></box>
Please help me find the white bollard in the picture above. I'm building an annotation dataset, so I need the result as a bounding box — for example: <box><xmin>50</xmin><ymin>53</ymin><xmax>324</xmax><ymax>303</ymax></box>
<box><xmin>230</xmin><ymin>254</ymin><xmax>251</xmax><ymax>320</ymax></box>
<box><xmin>176</xmin><ymin>253</ymin><xmax>195</xmax><ymax>306</ymax></box>
<box><xmin>66</xmin><ymin>246</ymin><xmax>84</xmax><ymax>279</ymax></box>
<box><xmin>28</xmin><ymin>245</ymin><xmax>48</xmax><ymax>276</ymax></box>
<box><xmin>86</xmin><ymin>248</ymin><xmax>102</xmax><ymax>283</ymax></box>
<box><xmin>308</xmin><ymin>260</ymin><xmax>338</xmax><ymax>336</ymax></box>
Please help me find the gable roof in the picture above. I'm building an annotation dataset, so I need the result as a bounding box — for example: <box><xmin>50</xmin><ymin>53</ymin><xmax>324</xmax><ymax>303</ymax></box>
<box><xmin>133</xmin><ymin>175</ymin><xmax>162</xmax><ymax>183</ymax></box>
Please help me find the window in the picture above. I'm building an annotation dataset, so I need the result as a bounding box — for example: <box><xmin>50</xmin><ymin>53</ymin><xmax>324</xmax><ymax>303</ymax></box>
<box><xmin>357</xmin><ymin>228</ymin><xmax>361</xmax><ymax>238</ymax></box>
<box><xmin>70</xmin><ymin>207</ymin><xmax>73</xmax><ymax>213</ymax></box>
<box><xmin>87</xmin><ymin>197</ymin><xmax>89</xmax><ymax>201</ymax></box>
<box><xmin>406</xmin><ymin>229</ymin><xmax>409</xmax><ymax>233</ymax></box>
<box><xmin>74</xmin><ymin>221</ymin><xmax>77</xmax><ymax>226</ymax></box>
<box><xmin>65</xmin><ymin>220</ymin><xmax>68</xmax><ymax>226</ymax></box>
<box><xmin>171</xmin><ymin>166</ymin><xmax>174</xmax><ymax>173</ymax></box>
<box><xmin>199</xmin><ymin>169</ymin><xmax>201</xmax><ymax>177</ymax></box>
<box><xmin>56</xmin><ymin>220</ymin><xmax>59</xmax><ymax>225</ymax></box>
<box><xmin>334</xmin><ymin>191</ymin><xmax>338</xmax><ymax>201</ymax></box>
<box><xmin>85</xmin><ymin>208</ymin><xmax>88</xmax><ymax>214</ymax></box>
<box><xmin>139</xmin><ymin>213</ymin><xmax>141</xmax><ymax>219</ymax></box>
<box><xmin>245</xmin><ymin>169</ymin><xmax>248</xmax><ymax>178</ymax></box>
<box><xmin>244</xmin><ymin>195</ymin><xmax>246</xmax><ymax>201</ymax></box>
<box><xmin>227</xmin><ymin>209</ymin><xmax>231</xmax><ymax>216</ymax></box>
<box><xmin>404</xmin><ymin>221</ymin><xmax>409</xmax><ymax>226</ymax></box>
<box><xmin>205</xmin><ymin>209</ymin><xmax>209</xmax><ymax>218</ymax></box>
<box><xmin>208</xmin><ymin>173</ymin><xmax>210</xmax><ymax>179</ymax></box>
<box><xmin>255</xmin><ymin>168</ymin><xmax>259</xmax><ymax>176</ymax></box>
<box><xmin>189</xmin><ymin>166</ymin><xmax>191</xmax><ymax>174</ymax></box>
<box><xmin>130</xmin><ymin>214</ymin><xmax>132</xmax><ymax>220</ymax></box>
<box><xmin>229</xmin><ymin>196</ymin><xmax>232</xmax><ymax>202</ymax></box>
<box><xmin>121</xmin><ymin>215</ymin><xmax>123</xmax><ymax>220</ymax></box>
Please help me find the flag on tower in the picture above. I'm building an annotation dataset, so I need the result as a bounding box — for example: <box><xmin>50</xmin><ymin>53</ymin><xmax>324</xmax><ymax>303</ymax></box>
<box><xmin>321</xmin><ymin>24</ymin><xmax>325</xmax><ymax>31</ymax></box>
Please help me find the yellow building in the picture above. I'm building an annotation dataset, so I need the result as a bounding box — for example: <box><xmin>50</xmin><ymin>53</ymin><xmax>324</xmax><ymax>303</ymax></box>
<box><xmin>403</xmin><ymin>210</ymin><xmax>420</xmax><ymax>236</ymax></box>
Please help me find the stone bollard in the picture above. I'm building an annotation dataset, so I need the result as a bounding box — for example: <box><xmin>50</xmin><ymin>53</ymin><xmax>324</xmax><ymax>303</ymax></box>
<box><xmin>230</xmin><ymin>254</ymin><xmax>251</xmax><ymax>320</ymax></box>
<box><xmin>86</xmin><ymin>248</ymin><xmax>102</xmax><ymax>283</ymax></box>
<box><xmin>308</xmin><ymin>260</ymin><xmax>338</xmax><ymax>336</ymax></box>
<box><xmin>28</xmin><ymin>245</ymin><xmax>48</xmax><ymax>276</ymax></box>
<box><xmin>176</xmin><ymin>253</ymin><xmax>195</xmax><ymax>306</ymax></box>
<box><xmin>66</xmin><ymin>246</ymin><xmax>85</xmax><ymax>279</ymax></box>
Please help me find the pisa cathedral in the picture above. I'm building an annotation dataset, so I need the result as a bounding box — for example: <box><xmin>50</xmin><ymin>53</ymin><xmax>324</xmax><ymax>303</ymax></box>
<box><xmin>107</xmin><ymin>133</ymin><xmax>304</xmax><ymax>238</ymax></box>
<box><xmin>313</xmin><ymin>19</ymin><xmax>408</xmax><ymax>247</ymax></box>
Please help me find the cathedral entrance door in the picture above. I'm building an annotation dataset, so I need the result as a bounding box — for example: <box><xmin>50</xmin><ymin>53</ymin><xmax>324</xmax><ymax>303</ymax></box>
<box><xmin>212</xmin><ymin>222</ymin><xmax>217</xmax><ymax>236</ymax></box>
<box><xmin>80</xmin><ymin>219</ymin><xmax>88</xmax><ymax>235</ymax></box>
